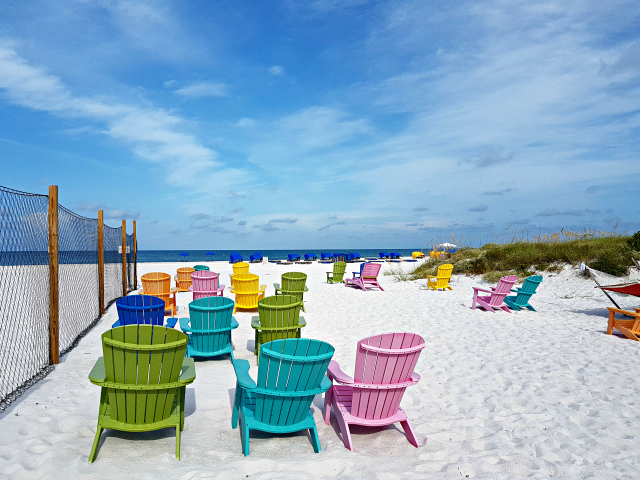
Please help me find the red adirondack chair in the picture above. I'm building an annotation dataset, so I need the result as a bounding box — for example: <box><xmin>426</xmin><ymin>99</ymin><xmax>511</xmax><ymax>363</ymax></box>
<box><xmin>344</xmin><ymin>263</ymin><xmax>384</xmax><ymax>291</ymax></box>
<box><xmin>189</xmin><ymin>270</ymin><xmax>225</xmax><ymax>300</ymax></box>
<box><xmin>323</xmin><ymin>332</ymin><xmax>425</xmax><ymax>451</ymax></box>
<box><xmin>471</xmin><ymin>275</ymin><xmax>518</xmax><ymax>313</ymax></box>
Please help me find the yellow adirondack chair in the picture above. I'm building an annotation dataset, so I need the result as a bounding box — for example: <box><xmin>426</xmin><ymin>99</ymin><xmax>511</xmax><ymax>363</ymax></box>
<box><xmin>175</xmin><ymin>267</ymin><xmax>195</xmax><ymax>292</ymax></box>
<box><xmin>230</xmin><ymin>273</ymin><xmax>266</xmax><ymax>314</ymax></box>
<box><xmin>607</xmin><ymin>307</ymin><xmax>640</xmax><ymax>341</ymax></box>
<box><xmin>426</xmin><ymin>264</ymin><xmax>453</xmax><ymax>291</ymax></box>
<box><xmin>229</xmin><ymin>262</ymin><xmax>250</xmax><ymax>290</ymax></box>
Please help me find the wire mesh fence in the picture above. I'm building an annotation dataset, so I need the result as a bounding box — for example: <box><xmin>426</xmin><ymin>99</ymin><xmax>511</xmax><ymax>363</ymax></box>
<box><xmin>0</xmin><ymin>185</ymin><xmax>137</xmax><ymax>412</ymax></box>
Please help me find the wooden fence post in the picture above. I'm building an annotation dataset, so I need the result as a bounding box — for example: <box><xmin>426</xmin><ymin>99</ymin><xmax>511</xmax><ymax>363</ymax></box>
<box><xmin>121</xmin><ymin>219</ymin><xmax>127</xmax><ymax>297</ymax></box>
<box><xmin>98</xmin><ymin>210</ymin><xmax>104</xmax><ymax>315</ymax></box>
<box><xmin>133</xmin><ymin>220</ymin><xmax>137</xmax><ymax>290</ymax></box>
<box><xmin>48</xmin><ymin>185</ymin><xmax>59</xmax><ymax>365</ymax></box>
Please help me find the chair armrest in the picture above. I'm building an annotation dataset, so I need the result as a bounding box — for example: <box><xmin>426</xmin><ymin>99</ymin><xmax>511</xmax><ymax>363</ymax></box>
<box><xmin>319</xmin><ymin>375</ymin><xmax>332</xmax><ymax>393</ymax></box>
<box><xmin>410</xmin><ymin>372</ymin><xmax>421</xmax><ymax>383</ymax></box>
<box><xmin>607</xmin><ymin>307</ymin><xmax>639</xmax><ymax>316</ymax></box>
<box><xmin>229</xmin><ymin>286</ymin><xmax>235</xmax><ymax>293</ymax></box>
<box><xmin>111</xmin><ymin>319</ymin><xmax>122</xmax><ymax>328</ymax></box>
<box><xmin>472</xmin><ymin>287</ymin><xmax>492</xmax><ymax>294</ymax></box>
<box><xmin>232</xmin><ymin>358</ymin><xmax>257</xmax><ymax>390</ymax></box>
<box><xmin>174</xmin><ymin>275</ymin><xmax>177</xmax><ymax>281</ymax></box>
<box><xmin>89</xmin><ymin>357</ymin><xmax>106</xmax><ymax>384</ymax></box>
<box><xmin>188</xmin><ymin>286</ymin><xmax>193</xmax><ymax>292</ymax></box>
<box><xmin>170</xmin><ymin>287</ymin><xmax>178</xmax><ymax>294</ymax></box>
<box><xmin>259</xmin><ymin>284</ymin><xmax>266</xmax><ymax>293</ymax></box>
<box><xmin>138</xmin><ymin>289</ymin><xmax>145</xmax><ymax>295</ymax></box>
<box><xmin>298</xmin><ymin>316</ymin><xmax>307</xmax><ymax>328</ymax></box>
<box><xmin>179</xmin><ymin>317</ymin><xmax>191</xmax><ymax>332</ymax></box>
<box><xmin>179</xmin><ymin>357</ymin><xmax>196</xmax><ymax>384</ymax></box>
<box><xmin>251</xmin><ymin>316</ymin><xmax>261</xmax><ymax>329</ymax></box>
<box><xmin>273</xmin><ymin>283</ymin><xmax>282</xmax><ymax>292</ymax></box>
<box><xmin>218</xmin><ymin>285</ymin><xmax>226</xmax><ymax>292</ymax></box>
<box><xmin>327</xmin><ymin>360</ymin><xmax>354</xmax><ymax>384</ymax></box>
<box><xmin>302</xmin><ymin>286</ymin><xmax>309</xmax><ymax>292</ymax></box>
<box><xmin>165</xmin><ymin>317</ymin><xmax>178</xmax><ymax>328</ymax></box>
<box><xmin>230</xmin><ymin>317</ymin><xmax>239</xmax><ymax>329</ymax></box>
<box><xmin>326</xmin><ymin>272</ymin><xmax>333</xmax><ymax>279</ymax></box>
<box><xmin>424</xmin><ymin>275</ymin><xmax>436</xmax><ymax>280</ymax></box>
<box><xmin>635</xmin><ymin>308</ymin><xmax>640</xmax><ymax>313</ymax></box>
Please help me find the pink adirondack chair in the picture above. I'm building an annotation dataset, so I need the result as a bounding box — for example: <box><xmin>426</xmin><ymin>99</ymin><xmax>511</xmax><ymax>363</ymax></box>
<box><xmin>471</xmin><ymin>275</ymin><xmax>518</xmax><ymax>312</ymax></box>
<box><xmin>188</xmin><ymin>270</ymin><xmax>225</xmax><ymax>300</ymax></box>
<box><xmin>323</xmin><ymin>332</ymin><xmax>425</xmax><ymax>451</ymax></box>
<box><xmin>344</xmin><ymin>263</ymin><xmax>384</xmax><ymax>291</ymax></box>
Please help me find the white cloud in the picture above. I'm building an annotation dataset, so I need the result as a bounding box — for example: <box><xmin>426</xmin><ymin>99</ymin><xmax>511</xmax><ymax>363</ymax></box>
<box><xmin>269</xmin><ymin>65</ymin><xmax>283</xmax><ymax>75</ymax></box>
<box><xmin>174</xmin><ymin>82</ymin><xmax>228</xmax><ymax>97</ymax></box>
<box><xmin>235</xmin><ymin>117</ymin><xmax>256</xmax><ymax>127</ymax></box>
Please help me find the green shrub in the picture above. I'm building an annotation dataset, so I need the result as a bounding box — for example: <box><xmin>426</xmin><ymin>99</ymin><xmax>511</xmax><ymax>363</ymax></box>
<box><xmin>587</xmin><ymin>248</ymin><xmax>632</xmax><ymax>276</ymax></box>
<box><xmin>627</xmin><ymin>231</ymin><xmax>640</xmax><ymax>251</ymax></box>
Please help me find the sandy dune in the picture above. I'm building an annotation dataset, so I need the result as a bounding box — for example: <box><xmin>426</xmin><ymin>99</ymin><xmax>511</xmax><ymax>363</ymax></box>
<box><xmin>1</xmin><ymin>260</ymin><xmax>639</xmax><ymax>479</ymax></box>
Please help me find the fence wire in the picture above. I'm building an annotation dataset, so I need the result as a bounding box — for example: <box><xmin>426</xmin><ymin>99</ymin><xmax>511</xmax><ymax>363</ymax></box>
<box><xmin>0</xmin><ymin>185</ymin><xmax>137</xmax><ymax>412</ymax></box>
<box><xmin>0</xmin><ymin>186</ymin><xmax>51</xmax><ymax>412</ymax></box>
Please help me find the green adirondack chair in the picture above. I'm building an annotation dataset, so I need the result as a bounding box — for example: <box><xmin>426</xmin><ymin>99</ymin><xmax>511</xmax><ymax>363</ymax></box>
<box><xmin>179</xmin><ymin>296</ymin><xmax>238</xmax><ymax>358</ymax></box>
<box><xmin>231</xmin><ymin>338</ymin><xmax>335</xmax><ymax>456</ymax></box>
<box><xmin>88</xmin><ymin>325</ymin><xmax>196</xmax><ymax>462</ymax></box>
<box><xmin>504</xmin><ymin>275</ymin><xmax>543</xmax><ymax>311</ymax></box>
<box><xmin>326</xmin><ymin>261</ymin><xmax>346</xmax><ymax>284</ymax></box>
<box><xmin>251</xmin><ymin>295</ymin><xmax>306</xmax><ymax>363</ymax></box>
<box><xmin>274</xmin><ymin>272</ymin><xmax>309</xmax><ymax>312</ymax></box>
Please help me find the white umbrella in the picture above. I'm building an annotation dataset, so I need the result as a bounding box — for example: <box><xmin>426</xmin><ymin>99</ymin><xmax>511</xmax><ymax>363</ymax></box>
<box><xmin>436</xmin><ymin>242</ymin><xmax>456</xmax><ymax>248</ymax></box>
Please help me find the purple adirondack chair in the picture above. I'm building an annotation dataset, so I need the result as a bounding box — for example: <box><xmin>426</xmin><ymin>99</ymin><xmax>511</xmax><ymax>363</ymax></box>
<box><xmin>471</xmin><ymin>275</ymin><xmax>518</xmax><ymax>312</ymax></box>
<box><xmin>323</xmin><ymin>332</ymin><xmax>425</xmax><ymax>451</ymax></box>
<box><xmin>344</xmin><ymin>263</ymin><xmax>384</xmax><ymax>291</ymax></box>
<box><xmin>189</xmin><ymin>270</ymin><xmax>225</xmax><ymax>300</ymax></box>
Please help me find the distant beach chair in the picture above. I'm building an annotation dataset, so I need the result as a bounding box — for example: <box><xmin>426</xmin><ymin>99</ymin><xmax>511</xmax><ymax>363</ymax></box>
<box><xmin>88</xmin><ymin>325</ymin><xmax>195</xmax><ymax>462</ymax></box>
<box><xmin>305</xmin><ymin>253</ymin><xmax>317</xmax><ymax>261</ymax></box>
<box><xmin>606</xmin><ymin>307</ymin><xmax>640</xmax><ymax>341</ymax></box>
<box><xmin>352</xmin><ymin>263</ymin><xmax>366</xmax><ymax>278</ymax></box>
<box><xmin>327</xmin><ymin>261</ymin><xmax>347</xmax><ymax>284</ymax></box>
<box><xmin>321</xmin><ymin>253</ymin><xmax>333</xmax><ymax>261</ymax></box>
<box><xmin>251</xmin><ymin>295</ymin><xmax>306</xmax><ymax>362</ymax></box>
<box><xmin>189</xmin><ymin>270</ymin><xmax>225</xmax><ymax>300</ymax></box>
<box><xmin>379</xmin><ymin>252</ymin><xmax>390</xmax><ymax>259</ymax></box>
<box><xmin>174</xmin><ymin>267</ymin><xmax>195</xmax><ymax>292</ymax></box>
<box><xmin>194</xmin><ymin>265</ymin><xmax>209</xmax><ymax>271</ymax></box>
<box><xmin>333</xmin><ymin>253</ymin><xmax>346</xmax><ymax>262</ymax></box>
<box><xmin>390</xmin><ymin>252</ymin><xmax>401</xmax><ymax>259</ymax></box>
<box><xmin>471</xmin><ymin>275</ymin><xmax>518</xmax><ymax>312</ymax></box>
<box><xmin>504</xmin><ymin>275</ymin><xmax>542</xmax><ymax>311</ymax></box>
<box><xmin>231</xmin><ymin>338</ymin><xmax>334</xmax><ymax>456</ymax></box>
<box><xmin>426</xmin><ymin>264</ymin><xmax>454</xmax><ymax>291</ymax></box>
<box><xmin>324</xmin><ymin>332</ymin><xmax>425</xmax><ymax>452</ymax></box>
<box><xmin>229</xmin><ymin>261</ymin><xmax>250</xmax><ymax>289</ymax></box>
<box><xmin>345</xmin><ymin>263</ymin><xmax>384</xmax><ymax>291</ymax></box>
<box><xmin>347</xmin><ymin>252</ymin><xmax>361</xmax><ymax>261</ymax></box>
<box><xmin>230</xmin><ymin>273</ymin><xmax>266</xmax><ymax>314</ymax></box>
<box><xmin>230</xmin><ymin>252</ymin><xmax>243</xmax><ymax>263</ymax></box>
<box><xmin>412</xmin><ymin>251</ymin><xmax>425</xmax><ymax>259</ymax></box>
<box><xmin>178</xmin><ymin>296</ymin><xmax>238</xmax><ymax>358</ymax></box>
<box><xmin>139</xmin><ymin>272</ymin><xmax>178</xmax><ymax>316</ymax></box>
<box><xmin>113</xmin><ymin>295</ymin><xmax>176</xmax><ymax>328</ymax></box>
<box><xmin>250</xmin><ymin>252</ymin><xmax>263</xmax><ymax>263</ymax></box>
<box><xmin>274</xmin><ymin>271</ymin><xmax>308</xmax><ymax>312</ymax></box>
<box><xmin>288</xmin><ymin>253</ymin><xmax>301</xmax><ymax>261</ymax></box>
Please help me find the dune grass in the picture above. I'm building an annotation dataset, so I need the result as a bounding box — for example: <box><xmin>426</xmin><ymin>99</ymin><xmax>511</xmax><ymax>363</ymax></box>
<box><xmin>406</xmin><ymin>228</ymin><xmax>639</xmax><ymax>283</ymax></box>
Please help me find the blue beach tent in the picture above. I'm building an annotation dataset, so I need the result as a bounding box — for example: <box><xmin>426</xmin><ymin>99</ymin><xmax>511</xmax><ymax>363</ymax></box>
<box><xmin>250</xmin><ymin>252</ymin><xmax>263</xmax><ymax>263</ymax></box>
<box><xmin>321</xmin><ymin>253</ymin><xmax>332</xmax><ymax>260</ymax></box>
<box><xmin>304</xmin><ymin>253</ymin><xmax>317</xmax><ymax>261</ymax></box>
<box><xmin>230</xmin><ymin>252</ymin><xmax>243</xmax><ymax>263</ymax></box>
<box><xmin>379</xmin><ymin>252</ymin><xmax>390</xmax><ymax>259</ymax></box>
<box><xmin>288</xmin><ymin>253</ymin><xmax>301</xmax><ymax>261</ymax></box>
<box><xmin>347</xmin><ymin>252</ymin><xmax>361</xmax><ymax>261</ymax></box>
<box><xmin>390</xmin><ymin>252</ymin><xmax>401</xmax><ymax>259</ymax></box>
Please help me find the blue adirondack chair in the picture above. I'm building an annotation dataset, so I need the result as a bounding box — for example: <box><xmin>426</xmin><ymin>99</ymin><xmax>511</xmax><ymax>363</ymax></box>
<box><xmin>379</xmin><ymin>252</ymin><xmax>390</xmax><ymax>258</ymax></box>
<box><xmin>352</xmin><ymin>262</ymin><xmax>366</xmax><ymax>278</ymax></box>
<box><xmin>504</xmin><ymin>275</ymin><xmax>543</xmax><ymax>311</ymax></box>
<box><xmin>288</xmin><ymin>253</ymin><xmax>301</xmax><ymax>261</ymax></box>
<box><xmin>230</xmin><ymin>252</ymin><xmax>243</xmax><ymax>263</ymax></box>
<box><xmin>250</xmin><ymin>252</ymin><xmax>263</xmax><ymax>263</ymax></box>
<box><xmin>178</xmin><ymin>296</ymin><xmax>238</xmax><ymax>358</ymax></box>
<box><xmin>304</xmin><ymin>253</ymin><xmax>317</xmax><ymax>261</ymax></box>
<box><xmin>231</xmin><ymin>338</ymin><xmax>335</xmax><ymax>456</ymax></box>
<box><xmin>113</xmin><ymin>295</ymin><xmax>177</xmax><ymax>328</ymax></box>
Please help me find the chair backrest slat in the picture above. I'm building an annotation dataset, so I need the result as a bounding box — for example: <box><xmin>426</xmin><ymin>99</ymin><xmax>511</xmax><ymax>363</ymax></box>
<box><xmin>361</xmin><ymin>263</ymin><xmax>381</xmax><ymax>278</ymax></box>
<box><xmin>116</xmin><ymin>295</ymin><xmax>165</xmax><ymax>326</ymax></box>
<box><xmin>489</xmin><ymin>275</ymin><xmax>518</xmax><ymax>306</ymax></box>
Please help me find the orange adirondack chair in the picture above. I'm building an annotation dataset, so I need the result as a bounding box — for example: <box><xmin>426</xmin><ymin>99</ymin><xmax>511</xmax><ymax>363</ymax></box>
<box><xmin>607</xmin><ymin>307</ymin><xmax>640</xmax><ymax>341</ymax></box>
<box><xmin>139</xmin><ymin>272</ymin><xmax>178</xmax><ymax>316</ymax></box>
<box><xmin>426</xmin><ymin>264</ymin><xmax>453</xmax><ymax>290</ymax></box>
<box><xmin>230</xmin><ymin>273</ymin><xmax>266</xmax><ymax>314</ymax></box>
<box><xmin>175</xmin><ymin>267</ymin><xmax>195</xmax><ymax>292</ymax></box>
<box><xmin>229</xmin><ymin>262</ymin><xmax>250</xmax><ymax>290</ymax></box>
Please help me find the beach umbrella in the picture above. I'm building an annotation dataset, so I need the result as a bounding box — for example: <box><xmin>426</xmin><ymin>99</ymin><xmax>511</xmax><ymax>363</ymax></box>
<box><xmin>436</xmin><ymin>243</ymin><xmax>456</xmax><ymax>248</ymax></box>
<box><xmin>206</xmin><ymin>252</ymin><xmax>215</xmax><ymax>255</ymax></box>
<box><xmin>179</xmin><ymin>253</ymin><xmax>189</xmax><ymax>261</ymax></box>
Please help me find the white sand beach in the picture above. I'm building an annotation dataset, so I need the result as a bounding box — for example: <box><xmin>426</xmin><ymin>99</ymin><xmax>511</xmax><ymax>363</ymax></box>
<box><xmin>1</xmin><ymin>260</ymin><xmax>639</xmax><ymax>479</ymax></box>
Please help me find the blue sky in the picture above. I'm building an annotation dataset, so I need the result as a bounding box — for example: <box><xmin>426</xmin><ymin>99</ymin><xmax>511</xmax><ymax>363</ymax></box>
<box><xmin>0</xmin><ymin>1</ymin><xmax>639</xmax><ymax>249</ymax></box>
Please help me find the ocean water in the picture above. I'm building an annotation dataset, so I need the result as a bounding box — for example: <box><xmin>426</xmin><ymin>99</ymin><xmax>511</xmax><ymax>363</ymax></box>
<box><xmin>137</xmin><ymin>249</ymin><xmax>423</xmax><ymax>263</ymax></box>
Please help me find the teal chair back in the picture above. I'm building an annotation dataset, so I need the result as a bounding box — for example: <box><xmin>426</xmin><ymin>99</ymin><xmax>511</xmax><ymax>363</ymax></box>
<box><xmin>513</xmin><ymin>275</ymin><xmax>542</xmax><ymax>305</ymax></box>
<box><xmin>189</xmin><ymin>296</ymin><xmax>234</xmax><ymax>354</ymax></box>
<box><xmin>255</xmin><ymin>339</ymin><xmax>334</xmax><ymax>427</ymax></box>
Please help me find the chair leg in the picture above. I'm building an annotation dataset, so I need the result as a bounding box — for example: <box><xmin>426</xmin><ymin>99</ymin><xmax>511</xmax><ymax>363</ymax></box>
<box><xmin>175</xmin><ymin>424</ymin><xmax>181</xmax><ymax>460</ymax></box>
<box><xmin>180</xmin><ymin>386</ymin><xmax>186</xmax><ymax>431</ymax></box>
<box><xmin>309</xmin><ymin>425</ymin><xmax>322</xmax><ymax>453</ymax></box>
<box><xmin>334</xmin><ymin>411</ymin><xmax>354</xmax><ymax>451</ymax></box>
<box><xmin>240</xmin><ymin>414</ymin><xmax>250</xmax><ymax>456</ymax></box>
<box><xmin>323</xmin><ymin>387</ymin><xmax>333</xmax><ymax>425</ymax></box>
<box><xmin>88</xmin><ymin>426</ymin><xmax>103</xmax><ymax>463</ymax></box>
<box><xmin>607</xmin><ymin>312</ymin><xmax>615</xmax><ymax>335</ymax></box>
<box><xmin>232</xmin><ymin>383</ymin><xmax>241</xmax><ymax>429</ymax></box>
<box><xmin>400</xmin><ymin>417</ymin><xmax>420</xmax><ymax>448</ymax></box>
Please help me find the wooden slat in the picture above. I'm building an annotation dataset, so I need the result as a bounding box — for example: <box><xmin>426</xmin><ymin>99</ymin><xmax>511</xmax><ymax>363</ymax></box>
<box><xmin>48</xmin><ymin>185</ymin><xmax>59</xmax><ymax>365</ymax></box>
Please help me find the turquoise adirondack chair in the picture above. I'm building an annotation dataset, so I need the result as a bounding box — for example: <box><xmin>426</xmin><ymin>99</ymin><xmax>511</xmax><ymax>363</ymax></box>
<box><xmin>88</xmin><ymin>325</ymin><xmax>195</xmax><ymax>462</ymax></box>
<box><xmin>231</xmin><ymin>338</ymin><xmax>335</xmax><ymax>456</ymax></box>
<box><xmin>178</xmin><ymin>296</ymin><xmax>238</xmax><ymax>358</ymax></box>
<box><xmin>504</xmin><ymin>275</ymin><xmax>543</xmax><ymax>311</ymax></box>
<box><xmin>274</xmin><ymin>272</ymin><xmax>309</xmax><ymax>312</ymax></box>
